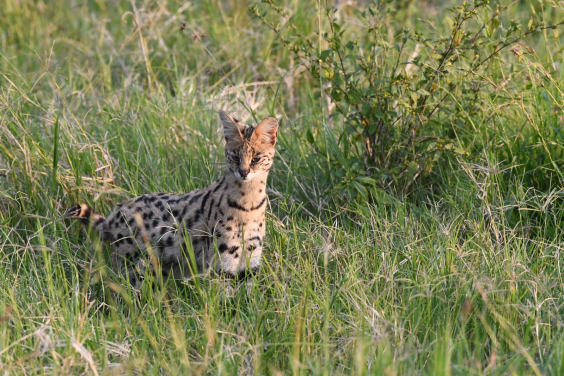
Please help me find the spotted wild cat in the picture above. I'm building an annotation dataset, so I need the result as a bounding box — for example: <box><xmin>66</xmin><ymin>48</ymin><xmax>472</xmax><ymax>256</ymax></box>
<box><xmin>65</xmin><ymin>111</ymin><xmax>278</xmax><ymax>286</ymax></box>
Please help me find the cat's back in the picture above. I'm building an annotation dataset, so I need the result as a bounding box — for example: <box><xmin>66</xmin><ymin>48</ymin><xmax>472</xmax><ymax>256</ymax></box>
<box><xmin>104</xmin><ymin>191</ymin><xmax>204</xmax><ymax>237</ymax></box>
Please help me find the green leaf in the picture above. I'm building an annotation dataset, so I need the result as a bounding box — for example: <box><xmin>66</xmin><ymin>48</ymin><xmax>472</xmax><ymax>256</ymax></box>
<box><xmin>348</xmin><ymin>88</ymin><xmax>361</xmax><ymax>104</ymax></box>
<box><xmin>345</xmin><ymin>125</ymin><xmax>357</xmax><ymax>135</ymax></box>
<box><xmin>361</xmin><ymin>103</ymin><xmax>373</xmax><ymax>117</ymax></box>
<box><xmin>306</xmin><ymin>130</ymin><xmax>315</xmax><ymax>144</ymax></box>
<box><xmin>351</xmin><ymin>180</ymin><xmax>368</xmax><ymax>200</ymax></box>
<box><xmin>357</xmin><ymin>176</ymin><xmax>377</xmax><ymax>185</ymax></box>
<box><xmin>320</xmin><ymin>49</ymin><xmax>332</xmax><ymax>61</ymax></box>
<box><xmin>331</xmin><ymin>89</ymin><xmax>343</xmax><ymax>102</ymax></box>
<box><xmin>454</xmin><ymin>146</ymin><xmax>466</xmax><ymax>155</ymax></box>
<box><xmin>311</xmin><ymin>65</ymin><xmax>320</xmax><ymax>79</ymax></box>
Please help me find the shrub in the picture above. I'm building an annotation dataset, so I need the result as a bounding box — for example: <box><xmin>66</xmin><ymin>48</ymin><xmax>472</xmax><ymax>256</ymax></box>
<box><xmin>250</xmin><ymin>0</ymin><xmax>564</xmax><ymax>199</ymax></box>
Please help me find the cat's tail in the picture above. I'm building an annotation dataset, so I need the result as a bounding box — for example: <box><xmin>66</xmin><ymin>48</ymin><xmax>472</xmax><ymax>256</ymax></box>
<box><xmin>64</xmin><ymin>203</ymin><xmax>107</xmax><ymax>235</ymax></box>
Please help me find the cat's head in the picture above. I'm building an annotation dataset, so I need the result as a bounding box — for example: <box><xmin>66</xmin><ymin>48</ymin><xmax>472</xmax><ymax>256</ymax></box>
<box><xmin>219</xmin><ymin>111</ymin><xmax>278</xmax><ymax>182</ymax></box>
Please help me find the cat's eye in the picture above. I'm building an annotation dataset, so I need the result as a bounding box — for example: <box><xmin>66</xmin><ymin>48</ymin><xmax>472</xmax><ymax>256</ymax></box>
<box><xmin>252</xmin><ymin>157</ymin><xmax>260</xmax><ymax>164</ymax></box>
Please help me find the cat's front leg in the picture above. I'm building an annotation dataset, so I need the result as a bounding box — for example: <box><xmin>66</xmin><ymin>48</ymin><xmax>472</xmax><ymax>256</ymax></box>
<box><xmin>216</xmin><ymin>236</ymin><xmax>261</xmax><ymax>279</ymax></box>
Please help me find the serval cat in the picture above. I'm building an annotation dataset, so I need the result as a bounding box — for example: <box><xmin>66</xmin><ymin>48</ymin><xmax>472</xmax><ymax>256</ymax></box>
<box><xmin>65</xmin><ymin>111</ymin><xmax>278</xmax><ymax>287</ymax></box>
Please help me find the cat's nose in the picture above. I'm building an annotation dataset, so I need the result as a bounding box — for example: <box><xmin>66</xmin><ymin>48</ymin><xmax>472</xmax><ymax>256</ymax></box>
<box><xmin>239</xmin><ymin>168</ymin><xmax>249</xmax><ymax>178</ymax></box>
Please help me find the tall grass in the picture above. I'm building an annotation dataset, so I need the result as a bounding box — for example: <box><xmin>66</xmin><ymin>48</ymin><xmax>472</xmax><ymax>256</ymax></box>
<box><xmin>1</xmin><ymin>0</ymin><xmax>564</xmax><ymax>374</ymax></box>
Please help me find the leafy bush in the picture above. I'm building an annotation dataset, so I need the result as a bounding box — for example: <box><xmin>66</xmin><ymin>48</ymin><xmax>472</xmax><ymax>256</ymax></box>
<box><xmin>250</xmin><ymin>0</ymin><xmax>564</xmax><ymax>198</ymax></box>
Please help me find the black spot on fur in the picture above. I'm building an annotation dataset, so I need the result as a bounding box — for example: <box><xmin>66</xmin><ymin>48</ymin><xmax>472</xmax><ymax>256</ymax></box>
<box><xmin>226</xmin><ymin>226</ymin><xmax>232</xmax><ymax>231</ymax></box>
<box><xmin>160</xmin><ymin>227</ymin><xmax>167</xmax><ymax>235</ymax></box>
<box><xmin>152</xmin><ymin>219</ymin><xmax>159</xmax><ymax>228</ymax></box>
<box><xmin>165</xmin><ymin>237</ymin><xmax>174</xmax><ymax>247</ymax></box>
<box><xmin>242</xmin><ymin>126</ymin><xmax>255</xmax><ymax>140</ymax></box>
<box><xmin>212</xmin><ymin>177</ymin><xmax>225</xmax><ymax>192</ymax></box>
<box><xmin>115</xmin><ymin>233</ymin><xmax>124</xmax><ymax>244</ymax></box>
<box><xmin>162</xmin><ymin>212</ymin><xmax>170</xmax><ymax>222</ymax></box>
<box><xmin>227</xmin><ymin>216</ymin><xmax>234</xmax><ymax>221</ymax></box>
<box><xmin>199</xmin><ymin>190</ymin><xmax>212</xmax><ymax>214</ymax></box>
<box><xmin>228</xmin><ymin>246</ymin><xmax>239</xmax><ymax>254</ymax></box>
<box><xmin>227</xmin><ymin>196</ymin><xmax>266</xmax><ymax>212</ymax></box>
<box><xmin>172</xmin><ymin>210</ymin><xmax>179</xmax><ymax>218</ymax></box>
<box><xmin>207</xmin><ymin>200</ymin><xmax>215</xmax><ymax>221</ymax></box>
<box><xmin>189</xmin><ymin>192</ymin><xmax>203</xmax><ymax>205</ymax></box>
<box><xmin>218</xmin><ymin>243</ymin><xmax>228</xmax><ymax>253</ymax></box>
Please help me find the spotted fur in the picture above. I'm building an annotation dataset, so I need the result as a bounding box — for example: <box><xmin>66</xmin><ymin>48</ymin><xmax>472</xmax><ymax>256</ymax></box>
<box><xmin>65</xmin><ymin>111</ymin><xmax>278</xmax><ymax>286</ymax></box>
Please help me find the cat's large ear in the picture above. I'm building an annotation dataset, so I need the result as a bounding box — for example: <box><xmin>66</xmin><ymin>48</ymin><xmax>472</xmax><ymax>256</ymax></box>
<box><xmin>219</xmin><ymin>111</ymin><xmax>244</xmax><ymax>141</ymax></box>
<box><xmin>253</xmin><ymin>117</ymin><xmax>278</xmax><ymax>146</ymax></box>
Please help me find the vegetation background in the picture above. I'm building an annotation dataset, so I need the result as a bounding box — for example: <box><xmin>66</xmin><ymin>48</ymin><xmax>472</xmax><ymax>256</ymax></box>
<box><xmin>1</xmin><ymin>0</ymin><xmax>564</xmax><ymax>374</ymax></box>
